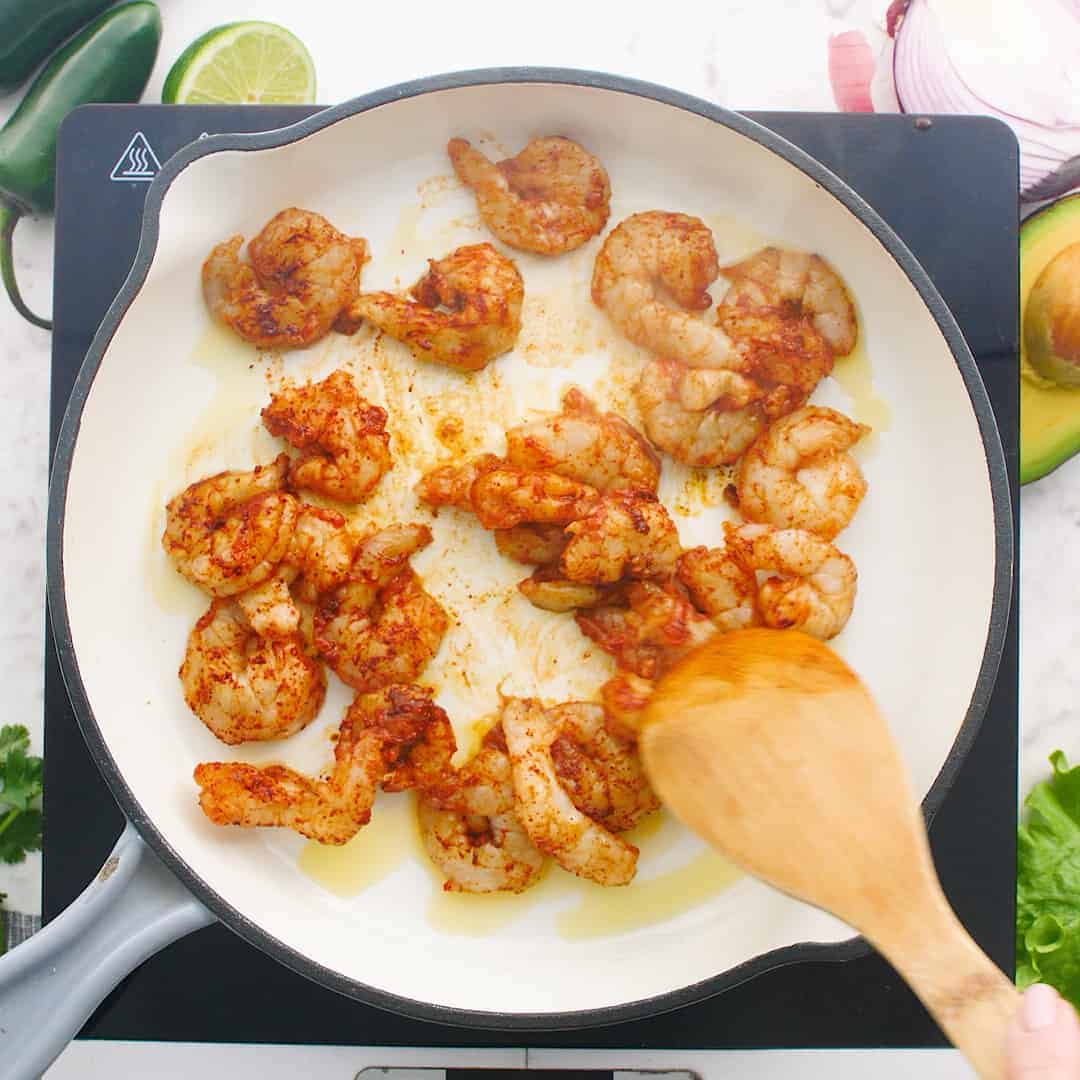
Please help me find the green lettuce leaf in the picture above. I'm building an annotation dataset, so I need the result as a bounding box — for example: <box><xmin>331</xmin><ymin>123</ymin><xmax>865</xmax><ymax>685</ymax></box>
<box><xmin>1017</xmin><ymin>751</ymin><xmax>1080</xmax><ymax>1008</ymax></box>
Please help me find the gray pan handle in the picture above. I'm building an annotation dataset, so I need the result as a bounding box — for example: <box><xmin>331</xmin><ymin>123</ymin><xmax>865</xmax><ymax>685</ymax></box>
<box><xmin>0</xmin><ymin>822</ymin><xmax>214</xmax><ymax>1079</ymax></box>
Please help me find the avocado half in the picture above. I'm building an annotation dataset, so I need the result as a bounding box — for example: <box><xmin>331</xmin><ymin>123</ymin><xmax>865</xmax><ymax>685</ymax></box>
<box><xmin>1021</xmin><ymin>193</ymin><xmax>1080</xmax><ymax>484</ymax></box>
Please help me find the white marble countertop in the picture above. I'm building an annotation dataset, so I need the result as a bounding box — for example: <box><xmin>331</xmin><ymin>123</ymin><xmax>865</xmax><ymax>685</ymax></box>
<box><xmin>0</xmin><ymin>0</ymin><xmax>1067</xmax><ymax>1074</ymax></box>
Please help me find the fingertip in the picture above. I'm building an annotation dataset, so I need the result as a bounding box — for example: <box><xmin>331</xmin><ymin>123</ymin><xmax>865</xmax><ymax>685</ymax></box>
<box><xmin>1007</xmin><ymin>984</ymin><xmax>1080</xmax><ymax>1078</ymax></box>
<box><xmin>1022</xmin><ymin>983</ymin><xmax>1062</xmax><ymax>1031</ymax></box>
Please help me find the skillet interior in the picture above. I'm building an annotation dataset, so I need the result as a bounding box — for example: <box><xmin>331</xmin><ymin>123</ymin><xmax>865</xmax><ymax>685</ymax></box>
<box><xmin>50</xmin><ymin>72</ymin><xmax>1009</xmax><ymax>1025</ymax></box>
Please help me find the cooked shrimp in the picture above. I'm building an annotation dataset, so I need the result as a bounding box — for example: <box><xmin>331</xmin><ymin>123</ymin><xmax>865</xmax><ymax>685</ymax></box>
<box><xmin>502</xmin><ymin>698</ymin><xmax>637</xmax><ymax>886</ymax></box>
<box><xmin>314</xmin><ymin>525</ymin><xmax>448</xmax><ymax>692</ymax></box>
<box><xmin>347</xmin><ymin>684</ymin><xmax>457</xmax><ymax>795</ymax></box>
<box><xmin>419</xmin><ymin>459</ymin><xmax>599</xmax><ymax>530</ymax></box>
<box><xmin>561</xmin><ymin>489</ymin><xmax>681</xmax><ymax>584</ymax></box>
<box><xmin>592</xmin><ymin>212</ymin><xmax>755</xmax><ymax>384</ymax></box>
<box><xmin>235</xmin><ymin>572</ymin><xmax>300</xmax><ymax>639</ymax></box>
<box><xmin>194</xmin><ymin>702</ymin><xmax>386</xmax><ymax>844</ymax></box>
<box><xmin>262</xmin><ymin>370</ymin><xmax>391</xmax><ymax>504</ymax></box>
<box><xmin>285</xmin><ymin>505</ymin><xmax>357</xmax><ymax>601</ymax></box>
<box><xmin>337</xmin><ymin>244</ymin><xmax>523</xmax><ymax>372</ymax></box>
<box><xmin>726</xmin><ymin>522</ymin><xmax>857</xmax><ymax>639</ymax></box>
<box><xmin>494</xmin><ymin>523</ymin><xmax>568</xmax><ymax>566</ymax></box>
<box><xmin>546</xmin><ymin>702</ymin><xmax>659</xmax><ymax>832</ymax></box>
<box><xmin>518</xmin><ymin>567</ymin><xmax>608</xmax><ymax>613</ymax></box>
<box><xmin>576</xmin><ymin>582</ymin><xmax>716</xmax><ymax>679</ymax></box>
<box><xmin>677</xmin><ymin>546</ymin><xmax>760</xmax><ymax>632</ymax></box>
<box><xmin>600</xmin><ymin>672</ymin><xmax>656</xmax><ymax>739</ymax></box>
<box><xmin>162</xmin><ymin>455</ymin><xmax>298</xmax><ymax>597</ymax></box>
<box><xmin>736</xmin><ymin>406</ymin><xmax>869</xmax><ymax>540</ymax></box>
<box><xmin>202</xmin><ymin>208</ymin><xmax>368</xmax><ymax>350</ymax></box>
<box><xmin>505</xmin><ymin>388</ymin><xmax>660</xmax><ymax>493</ymax></box>
<box><xmin>180</xmin><ymin>599</ymin><xmax>325</xmax><ymax>744</ymax></box>
<box><xmin>448</xmin><ymin>136</ymin><xmax>610</xmax><ymax>255</ymax></box>
<box><xmin>636</xmin><ymin>357</ymin><xmax>765</xmax><ymax>467</ymax></box>
<box><xmin>472</xmin><ymin>467</ymin><xmax>600</xmax><ymax>530</ymax></box>
<box><xmin>716</xmin><ymin>303</ymin><xmax>835</xmax><ymax>418</ymax></box>
<box><xmin>415</xmin><ymin>453</ymin><xmax>503</xmax><ymax>512</ymax></box>
<box><xmin>720</xmin><ymin>246</ymin><xmax>858</xmax><ymax>357</ymax></box>
<box><xmin>418</xmin><ymin>727</ymin><xmax>545</xmax><ymax>893</ymax></box>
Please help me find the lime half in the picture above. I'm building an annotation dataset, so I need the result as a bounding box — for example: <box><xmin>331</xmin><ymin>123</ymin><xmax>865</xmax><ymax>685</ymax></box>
<box><xmin>162</xmin><ymin>21</ymin><xmax>316</xmax><ymax>105</ymax></box>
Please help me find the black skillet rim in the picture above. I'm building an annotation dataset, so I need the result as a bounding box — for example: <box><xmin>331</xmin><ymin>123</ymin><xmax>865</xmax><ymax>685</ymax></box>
<box><xmin>45</xmin><ymin>67</ymin><xmax>1014</xmax><ymax>1032</ymax></box>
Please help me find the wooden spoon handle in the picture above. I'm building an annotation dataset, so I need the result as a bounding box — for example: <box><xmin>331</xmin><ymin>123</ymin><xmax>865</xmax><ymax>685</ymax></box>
<box><xmin>870</xmin><ymin>891</ymin><xmax>1021</xmax><ymax>1080</ymax></box>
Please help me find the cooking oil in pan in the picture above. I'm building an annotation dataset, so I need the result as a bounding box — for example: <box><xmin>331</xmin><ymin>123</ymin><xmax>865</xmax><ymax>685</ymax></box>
<box><xmin>297</xmin><ymin>793</ymin><xmax>413</xmax><ymax>898</ymax></box>
<box><xmin>179</xmin><ymin>323</ymin><xmax>269</xmax><ymax>474</ymax></box>
<box><xmin>146</xmin><ymin>325</ymin><xmax>272</xmax><ymax>615</ymax></box>
<box><xmin>556</xmin><ymin>848</ymin><xmax>742</xmax><ymax>940</ymax></box>
<box><xmin>832</xmin><ymin>337</ymin><xmax>892</xmax><ymax>450</ymax></box>
<box><xmin>297</xmin><ymin>795</ymin><xmax>741</xmax><ymax>936</ymax></box>
<box><xmin>703</xmin><ymin>213</ymin><xmax>771</xmax><ymax>262</ymax></box>
<box><xmin>423</xmin><ymin>809</ymin><xmax>742</xmax><ymax>940</ymax></box>
<box><xmin>147</xmin><ymin>542</ymin><xmax>197</xmax><ymax>614</ymax></box>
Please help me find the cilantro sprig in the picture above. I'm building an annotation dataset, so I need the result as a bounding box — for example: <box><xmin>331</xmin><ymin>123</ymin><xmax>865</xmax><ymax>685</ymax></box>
<box><xmin>0</xmin><ymin>725</ymin><xmax>42</xmax><ymax>864</ymax></box>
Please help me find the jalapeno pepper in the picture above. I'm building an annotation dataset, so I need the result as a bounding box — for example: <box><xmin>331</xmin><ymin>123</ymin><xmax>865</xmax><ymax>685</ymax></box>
<box><xmin>0</xmin><ymin>1</ymin><xmax>161</xmax><ymax>329</ymax></box>
<box><xmin>0</xmin><ymin>0</ymin><xmax>115</xmax><ymax>93</ymax></box>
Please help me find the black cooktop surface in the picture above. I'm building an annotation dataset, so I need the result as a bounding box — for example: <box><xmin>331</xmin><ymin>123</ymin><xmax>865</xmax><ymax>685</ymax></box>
<box><xmin>46</xmin><ymin>104</ymin><xmax>1019</xmax><ymax>1050</ymax></box>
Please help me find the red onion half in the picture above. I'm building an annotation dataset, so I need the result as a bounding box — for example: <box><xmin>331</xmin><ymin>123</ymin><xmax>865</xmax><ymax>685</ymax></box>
<box><xmin>892</xmin><ymin>0</ymin><xmax>1080</xmax><ymax>200</ymax></box>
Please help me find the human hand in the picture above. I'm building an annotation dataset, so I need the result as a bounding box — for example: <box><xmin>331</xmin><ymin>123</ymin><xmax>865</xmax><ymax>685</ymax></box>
<box><xmin>1006</xmin><ymin>984</ymin><xmax>1080</xmax><ymax>1078</ymax></box>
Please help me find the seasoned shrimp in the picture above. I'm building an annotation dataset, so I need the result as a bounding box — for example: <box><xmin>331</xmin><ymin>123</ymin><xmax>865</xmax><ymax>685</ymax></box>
<box><xmin>415</xmin><ymin>453</ymin><xmax>502</xmax><ymax>512</ymax></box>
<box><xmin>180</xmin><ymin>599</ymin><xmax>325</xmax><ymax>744</ymax></box>
<box><xmin>736</xmin><ymin>406</ymin><xmax>869</xmax><ymax>539</ymax></box>
<box><xmin>505</xmin><ymin>388</ymin><xmax>660</xmax><ymax>493</ymax></box>
<box><xmin>561</xmin><ymin>489</ymin><xmax>681</xmax><ymax>584</ymax></box>
<box><xmin>202</xmin><ymin>208</ymin><xmax>368</xmax><ymax>350</ymax></box>
<box><xmin>518</xmin><ymin>567</ymin><xmax>608</xmax><ymax>613</ymax></box>
<box><xmin>546</xmin><ymin>702</ymin><xmax>659</xmax><ymax>832</ymax></box>
<box><xmin>576</xmin><ymin>582</ymin><xmax>716</xmax><ymax>679</ymax></box>
<box><xmin>716</xmin><ymin>304</ymin><xmax>835</xmax><ymax>418</ymax></box>
<box><xmin>418</xmin><ymin>458</ymin><xmax>599</xmax><ymax>530</ymax></box>
<box><xmin>448</xmin><ymin>136</ymin><xmax>610</xmax><ymax>255</ymax></box>
<box><xmin>677</xmin><ymin>546</ymin><xmax>760</xmax><ymax>632</ymax></box>
<box><xmin>285</xmin><ymin>505</ymin><xmax>357</xmax><ymax>601</ymax></box>
<box><xmin>194</xmin><ymin>702</ymin><xmax>386</xmax><ymax>844</ymax></box>
<box><xmin>418</xmin><ymin>726</ymin><xmax>545</xmax><ymax>893</ymax></box>
<box><xmin>314</xmin><ymin>525</ymin><xmax>448</xmax><ymax>692</ymax></box>
<box><xmin>600</xmin><ymin>672</ymin><xmax>656</xmax><ymax>739</ymax></box>
<box><xmin>337</xmin><ymin>244</ymin><xmax>523</xmax><ymax>372</ymax></box>
<box><xmin>470</xmin><ymin>467</ymin><xmax>599</xmax><ymax>530</ymax></box>
<box><xmin>262</xmin><ymin>370</ymin><xmax>391</xmax><ymax>504</ymax></box>
<box><xmin>636</xmin><ymin>357</ymin><xmax>765</xmax><ymax>467</ymax></box>
<box><xmin>502</xmin><ymin>698</ymin><xmax>638</xmax><ymax>886</ymax></box>
<box><xmin>354</xmin><ymin>684</ymin><xmax>458</xmax><ymax>796</ymax></box>
<box><xmin>163</xmin><ymin>455</ymin><xmax>298</xmax><ymax>597</ymax></box>
<box><xmin>720</xmin><ymin>246</ymin><xmax>858</xmax><ymax>357</ymax></box>
<box><xmin>592</xmin><ymin>212</ymin><xmax>754</xmax><ymax>385</ymax></box>
<box><xmin>494</xmin><ymin>523</ymin><xmax>568</xmax><ymax>566</ymax></box>
<box><xmin>235</xmin><ymin>572</ymin><xmax>300</xmax><ymax>639</ymax></box>
<box><xmin>726</xmin><ymin>522</ymin><xmax>857</xmax><ymax>639</ymax></box>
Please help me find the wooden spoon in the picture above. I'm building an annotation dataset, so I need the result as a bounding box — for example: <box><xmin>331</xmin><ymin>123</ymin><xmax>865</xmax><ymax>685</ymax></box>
<box><xmin>639</xmin><ymin>627</ymin><xmax>1019</xmax><ymax>1080</ymax></box>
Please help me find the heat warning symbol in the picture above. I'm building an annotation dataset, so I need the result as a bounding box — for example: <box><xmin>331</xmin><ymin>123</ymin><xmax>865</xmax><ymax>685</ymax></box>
<box><xmin>109</xmin><ymin>131</ymin><xmax>162</xmax><ymax>182</ymax></box>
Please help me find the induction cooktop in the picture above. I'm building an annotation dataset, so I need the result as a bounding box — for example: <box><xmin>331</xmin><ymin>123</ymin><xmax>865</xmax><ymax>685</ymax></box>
<box><xmin>46</xmin><ymin>103</ymin><xmax>1018</xmax><ymax>1052</ymax></box>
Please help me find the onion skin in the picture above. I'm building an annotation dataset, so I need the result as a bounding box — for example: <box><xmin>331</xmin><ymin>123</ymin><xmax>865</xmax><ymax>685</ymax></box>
<box><xmin>892</xmin><ymin>0</ymin><xmax>1080</xmax><ymax>200</ymax></box>
<box><xmin>886</xmin><ymin>0</ymin><xmax>913</xmax><ymax>36</ymax></box>
<box><xmin>829</xmin><ymin>31</ymin><xmax>875</xmax><ymax>113</ymax></box>
<box><xmin>1023</xmin><ymin>156</ymin><xmax>1080</xmax><ymax>205</ymax></box>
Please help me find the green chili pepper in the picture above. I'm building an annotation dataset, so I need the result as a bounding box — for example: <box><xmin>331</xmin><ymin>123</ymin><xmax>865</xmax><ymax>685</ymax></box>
<box><xmin>0</xmin><ymin>1</ymin><xmax>161</xmax><ymax>329</ymax></box>
<box><xmin>0</xmin><ymin>0</ymin><xmax>115</xmax><ymax>93</ymax></box>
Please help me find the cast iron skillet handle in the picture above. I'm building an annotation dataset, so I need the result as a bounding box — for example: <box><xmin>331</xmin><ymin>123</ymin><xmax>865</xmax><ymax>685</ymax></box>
<box><xmin>0</xmin><ymin>821</ymin><xmax>214</xmax><ymax>1079</ymax></box>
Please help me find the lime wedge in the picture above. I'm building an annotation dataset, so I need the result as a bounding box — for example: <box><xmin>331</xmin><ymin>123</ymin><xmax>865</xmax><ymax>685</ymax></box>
<box><xmin>162</xmin><ymin>21</ymin><xmax>316</xmax><ymax>105</ymax></box>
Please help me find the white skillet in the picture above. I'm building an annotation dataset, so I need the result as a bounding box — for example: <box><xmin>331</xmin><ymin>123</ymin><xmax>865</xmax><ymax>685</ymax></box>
<box><xmin>0</xmin><ymin>70</ymin><xmax>1011</xmax><ymax>1079</ymax></box>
